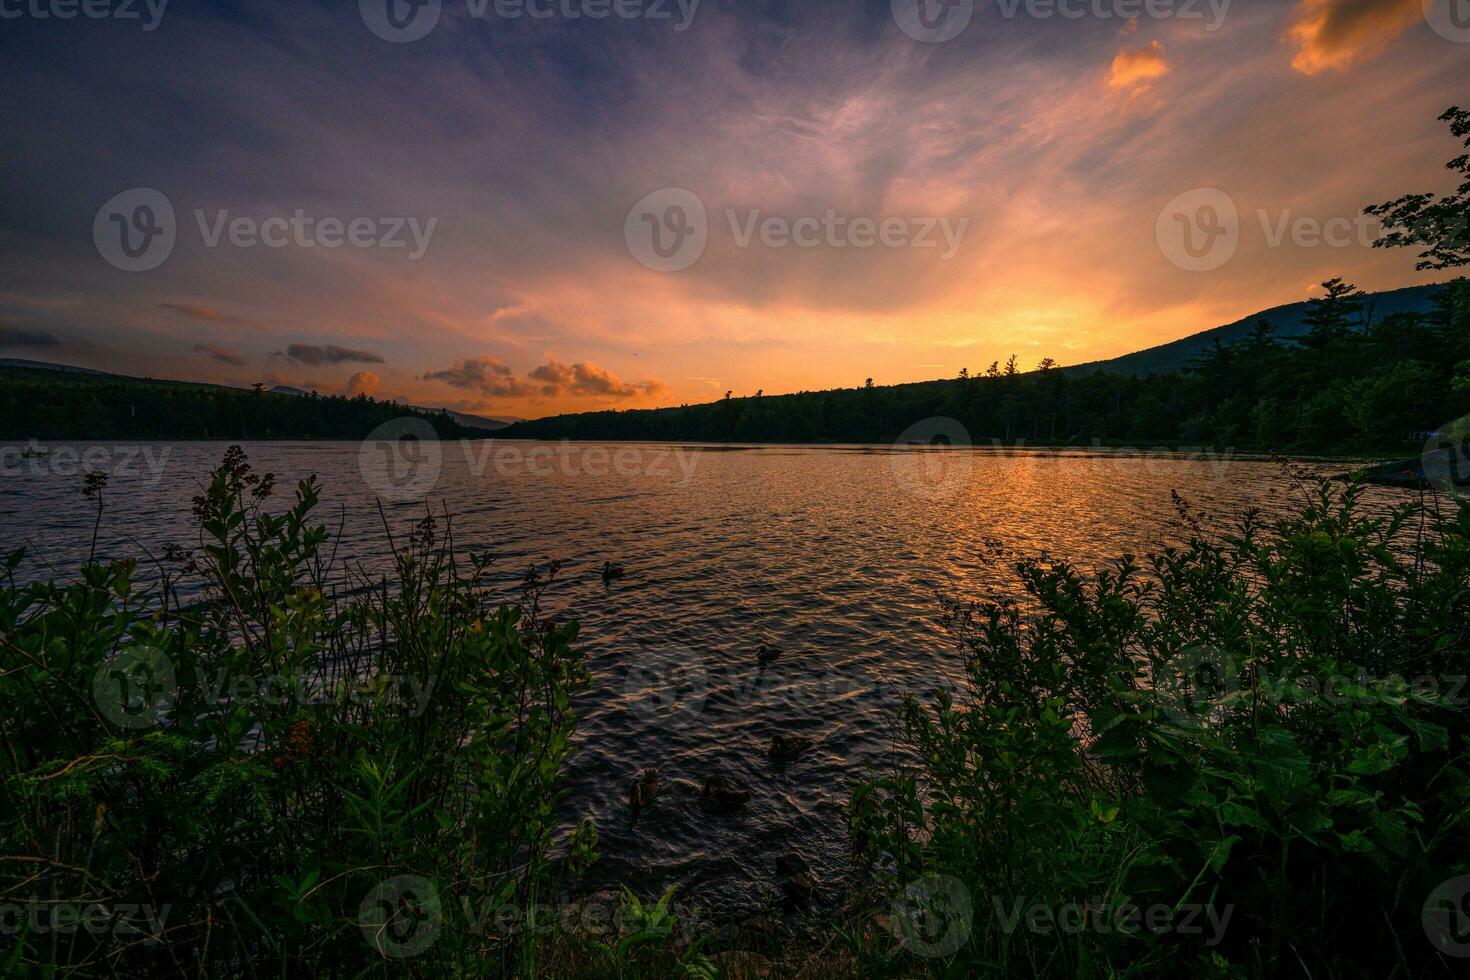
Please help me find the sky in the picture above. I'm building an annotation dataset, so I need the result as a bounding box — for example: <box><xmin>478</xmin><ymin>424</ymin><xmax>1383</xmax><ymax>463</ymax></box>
<box><xmin>1</xmin><ymin>0</ymin><xmax>1467</xmax><ymax>419</ymax></box>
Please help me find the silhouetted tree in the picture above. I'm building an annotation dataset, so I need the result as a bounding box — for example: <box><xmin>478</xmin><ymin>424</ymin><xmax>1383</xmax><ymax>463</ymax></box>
<box><xmin>1300</xmin><ymin>278</ymin><xmax>1363</xmax><ymax>350</ymax></box>
<box><xmin>1366</xmin><ymin>107</ymin><xmax>1470</xmax><ymax>270</ymax></box>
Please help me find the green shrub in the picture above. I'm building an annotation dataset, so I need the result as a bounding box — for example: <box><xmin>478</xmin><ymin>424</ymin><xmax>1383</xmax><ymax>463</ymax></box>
<box><xmin>0</xmin><ymin>447</ymin><xmax>593</xmax><ymax>975</ymax></box>
<box><xmin>854</xmin><ymin>479</ymin><xmax>1470</xmax><ymax>978</ymax></box>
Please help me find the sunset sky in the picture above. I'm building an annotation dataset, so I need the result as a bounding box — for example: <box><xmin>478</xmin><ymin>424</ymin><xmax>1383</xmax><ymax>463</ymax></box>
<box><xmin>1</xmin><ymin>0</ymin><xmax>1467</xmax><ymax>419</ymax></box>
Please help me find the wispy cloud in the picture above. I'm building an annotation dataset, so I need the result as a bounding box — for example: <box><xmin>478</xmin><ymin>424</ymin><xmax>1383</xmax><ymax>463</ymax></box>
<box><xmin>192</xmin><ymin>343</ymin><xmax>246</xmax><ymax>366</ymax></box>
<box><xmin>159</xmin><ymin>303</ymin><xmax>261</xmax><ymax>330</ymax></box>
<box><xmin>0</xmin><ymin>1</ymin><xmax>1461</xmax><ymax>417</ymax></box>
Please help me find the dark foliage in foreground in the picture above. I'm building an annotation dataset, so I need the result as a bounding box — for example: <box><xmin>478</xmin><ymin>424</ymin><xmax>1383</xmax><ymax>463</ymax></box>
<box><xmin>4</xmin><ymin>453</ymin><xmax>1470</xmax><ymax>977</ymax></box>
<box><xmin>0</xmin><ymin>449</ymin><xmax>600</xmax><ymax>975</ymax></box>
<box><xmin>852</xmin><ymin>477</ymin><xmax>1470</xmax><ymax>978</ymax></box>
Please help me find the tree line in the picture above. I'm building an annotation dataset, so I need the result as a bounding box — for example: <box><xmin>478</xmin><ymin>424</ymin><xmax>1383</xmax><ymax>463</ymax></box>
<box><xmin>0</xmin><ymin>371</ymin><xmax>477</xmax><ymax>441</ymax></box>
<box><xmin>498</xmin><ymin>277</ymin><xmax>1469</xmax><ymax>452</ymax></box>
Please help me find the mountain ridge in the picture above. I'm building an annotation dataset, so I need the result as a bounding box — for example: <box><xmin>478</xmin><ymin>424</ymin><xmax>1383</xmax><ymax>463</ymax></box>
<box><xmin>1065</xmin><ymin>282</ymin><xmax>1445</xmax><ymax>377</ymax></box>
<box><xmin>0</xmin><ymin>359</ymin><xmax>514</xmax><ymax>430</ymax></box>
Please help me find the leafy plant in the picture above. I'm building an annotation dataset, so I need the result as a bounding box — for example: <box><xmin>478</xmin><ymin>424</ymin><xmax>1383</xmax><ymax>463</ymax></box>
<box><xmin>854</xmin><ymin>477</ymin><xmax>1470</xmax><ymax>978</ymax></box>
<box><xmin>0</xmin><ymin>447</ymin><xmax>592</xmax><ymax>975</ymax></box>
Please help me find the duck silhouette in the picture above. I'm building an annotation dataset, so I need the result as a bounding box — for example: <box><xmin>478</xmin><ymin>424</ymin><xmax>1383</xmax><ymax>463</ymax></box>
<box><xmin>628</xmin><ymin>767</ymin><xmax>660</xmax><ymax>821</ymax></box>
<box><xmin>698</xmin><ymin>774</ymin><xmax>752</xmax><ymax>815</ymax></box>
<box><xmin>768</xmin><ymin>734</ymin><xmax>812</xmax><ymax>763</ymax></box>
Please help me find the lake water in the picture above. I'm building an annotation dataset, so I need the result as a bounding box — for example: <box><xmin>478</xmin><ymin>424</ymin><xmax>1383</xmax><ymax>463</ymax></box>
<box><xmin>0</xmin><ymin>438</ymin><xmax>1384</xmax><ymax>916</ymax></box>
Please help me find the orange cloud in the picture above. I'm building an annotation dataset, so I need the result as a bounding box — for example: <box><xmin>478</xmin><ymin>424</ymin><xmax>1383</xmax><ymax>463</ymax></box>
<box><xmin>1109</xmin><ymin>41</ymin><xmax>1172</xmax><ymax>92</ymax></box>
<box><xmin>1287</xmin><ymin>0</ymin><xmax>1422</xmax><ymax>74</ymax></box>
<box><xmin>423</xmin><ymin>354</ymin><xmax>664</xmax><ymax>406</ymax></box>
<box><xmin>347</xmin><ymin>371</ymin><xmax>380</xmax><ymax>396</ymax></box>
<box><xmin>528</xmin><ymin>357</ymin><xmax>666</xmax><ymax>400</ymax></box>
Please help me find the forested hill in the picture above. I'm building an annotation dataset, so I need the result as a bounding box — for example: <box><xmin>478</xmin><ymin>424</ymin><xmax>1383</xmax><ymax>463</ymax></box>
<box><xmin>1066</xmin><ymin>282</ymin><xmax>1445</xmax><ymax>377</ymax></box>
<box><xmin>499</xmin><ymin>279</ymin><xmax>1470</xmax><ymax>453</ymax></box>
<box><xmin>0</xmin><ymin>364</ymin><xmax>482</xmax><ymax>441</ymax></box>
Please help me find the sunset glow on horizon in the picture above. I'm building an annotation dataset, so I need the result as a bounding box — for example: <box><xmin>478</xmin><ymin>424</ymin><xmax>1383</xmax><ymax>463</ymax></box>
<box><xmin>2</xmin><ymin>0</ymin><xmax>1466</xmax><ymax>419</ymax></box>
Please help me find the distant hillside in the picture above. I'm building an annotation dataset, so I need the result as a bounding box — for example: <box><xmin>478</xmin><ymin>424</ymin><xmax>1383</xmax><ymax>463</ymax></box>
<box><xmin>0</xmin><ymin>358</ymin><xmax>108</xmax><ymax>375</ymax></box>
<box><xmin>0</xmin><ymin>359</ymin><xmax>511</xmax><ymax>434</ymax></box>
<box><xmin>1066</xmin><ymin>283</ymin><xmax>1446</xmax><ymax>377</ymax></box>
<box><xmin>0</xmin><ymin>362</ymin><xmax>489</xmax><ymax>441</ymax></box>
<box><xmin>497</xmin><ymin>279</ymin><xmax>1467</xmax><ymax>452</ymax></box>
<box><xmin>269</xmin><ymin>384</ymin><xmax>511</xmax><ymax>430</ymax></box>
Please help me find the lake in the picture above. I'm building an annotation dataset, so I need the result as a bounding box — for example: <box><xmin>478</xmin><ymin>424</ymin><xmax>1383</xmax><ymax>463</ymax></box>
<box><xmin>0</xmin><ymin>438</ymin><xmax>1384</xmax><ymax>915</ymax></box>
